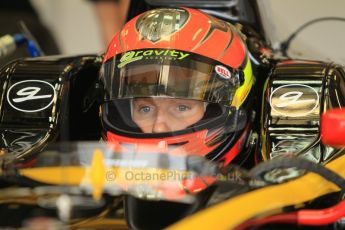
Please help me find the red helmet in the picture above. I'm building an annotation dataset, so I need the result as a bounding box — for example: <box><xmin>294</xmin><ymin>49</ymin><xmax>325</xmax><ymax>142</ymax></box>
<box><xmin>100</xmin><ymin>7</ymin><xmax>254</xmax><ymax>166</ymax></box>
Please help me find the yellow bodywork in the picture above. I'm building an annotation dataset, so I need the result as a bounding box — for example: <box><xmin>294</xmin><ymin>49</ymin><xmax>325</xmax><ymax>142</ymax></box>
<box><xmin>168</xmin><ymin>154</ymin><xmax>345</xmax><ymax>230</ymax></box>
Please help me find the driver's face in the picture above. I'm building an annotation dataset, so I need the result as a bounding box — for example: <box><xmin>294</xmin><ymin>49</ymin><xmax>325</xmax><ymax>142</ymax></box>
<box><xmin>132</xmin><ymin>98</ymin><xmax>205</xmax><ymax>133</ymax></box>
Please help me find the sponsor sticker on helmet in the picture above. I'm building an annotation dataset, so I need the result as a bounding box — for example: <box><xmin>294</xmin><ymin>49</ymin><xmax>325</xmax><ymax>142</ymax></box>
<box><xmin>136</xmin><ymin>8</ymin><xmax>189</xmax><ymax>43</ymax></box>
<box><xmin>118</xmin><ymin>51</ymin><xmax>143</xmax><ymax>68</ymax></box>
<box><xmin>117</xmin><ymin>49</ymin><xmax>190</xmax><ymax>68</ymax></box>
<box><xmin>215</xmin><ymin>65</ymin><xmax>231</xmax><ymax>79</ymax></box>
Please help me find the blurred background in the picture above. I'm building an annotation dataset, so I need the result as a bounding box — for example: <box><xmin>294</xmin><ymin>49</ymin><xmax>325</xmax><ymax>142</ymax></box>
<box><xmin>31</xmin><ymin>0</ymin><xmax>104</xmax><ymax>54</ymax></box>
<box><xmin>3</xmin><ymin>0</ymin><xmax>345</xmax><ymax>63</ymax></box>
<box><xmin>258</xmin><ymin>0</ymin><xmax>345</xmax><ymax>64</ymax></box>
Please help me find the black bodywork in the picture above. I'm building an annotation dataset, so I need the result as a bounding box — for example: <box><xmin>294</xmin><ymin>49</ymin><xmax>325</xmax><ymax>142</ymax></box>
<box><xmin>261</xmin><ymin>62</ymin><xmax>345</xmax><ymax>163</ymax></box>
<box><xmin>0</xmin><ymin>55</ymin><xmax>102</xmax><ymax>162</ymax></box>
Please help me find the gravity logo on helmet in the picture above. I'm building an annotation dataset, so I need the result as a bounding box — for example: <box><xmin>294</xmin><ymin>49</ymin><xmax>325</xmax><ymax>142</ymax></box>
<box><xmin>118</xmin><ymin>51</ymin><xmax>143</xmax><ymax>68</ymax></box>
<box><xmin>135</xmin><ymin>8</ymin><xmax>189</xmax><ymax>43</ymax></box>
<box><xmin>117</xmin><ymin>49</ymin><xmax>190</xmax><ymax>68</ymax></box>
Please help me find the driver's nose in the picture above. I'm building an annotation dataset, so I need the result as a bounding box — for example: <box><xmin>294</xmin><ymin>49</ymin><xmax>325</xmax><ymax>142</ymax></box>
<box><xmin>152</xmin><ymin>110</ymin><xmax>170</xmax><ymax>133</ymax></box>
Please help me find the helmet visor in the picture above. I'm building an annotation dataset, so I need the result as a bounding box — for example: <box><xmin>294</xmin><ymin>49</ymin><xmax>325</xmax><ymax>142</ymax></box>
<box><xmin>101</xmin><ymin>49</ymin><xmax>241</xmax><ymax>105</ymax></box>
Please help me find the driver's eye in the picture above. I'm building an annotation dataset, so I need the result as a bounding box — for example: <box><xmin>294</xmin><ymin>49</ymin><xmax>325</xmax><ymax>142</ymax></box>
<box><xmin>140</xmin><ymin>106</ymin><xmax>151</xmax><ymax>113</ymax></box>
<box><xmin>178</xmin><ymin>105</ymin><xmax>190</xmax><ymax>111</ymax></box>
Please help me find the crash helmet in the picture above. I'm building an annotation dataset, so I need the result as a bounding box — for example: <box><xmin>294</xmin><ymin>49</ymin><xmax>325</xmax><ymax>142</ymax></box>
<box><xmin>99</xmin><ymin>7</ymin><xmax>254</xmax><ymax>167</ymax></box>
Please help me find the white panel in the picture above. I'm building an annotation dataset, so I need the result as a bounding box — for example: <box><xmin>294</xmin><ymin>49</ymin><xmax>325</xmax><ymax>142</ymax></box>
<box><xmin>31</xmin><ymin>0</ymin><xmax>104</xmax><ymax>54</ymax></box>
<box><xmin>258</xmin><ymin>0</ymin><xmax>345</xmax><ymax>64</ymax></box>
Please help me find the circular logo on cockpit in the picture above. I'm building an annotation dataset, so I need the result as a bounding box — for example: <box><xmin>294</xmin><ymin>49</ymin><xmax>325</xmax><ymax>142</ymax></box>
<box><xmin>269</xmin><ymin>84</ymin><xmax>319</xmax><ymax>117</ymax></box>
<box><xmin>7</xmin><ymin>80</ymin><xmax>56</xmax><ymax>113</ymax></box>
